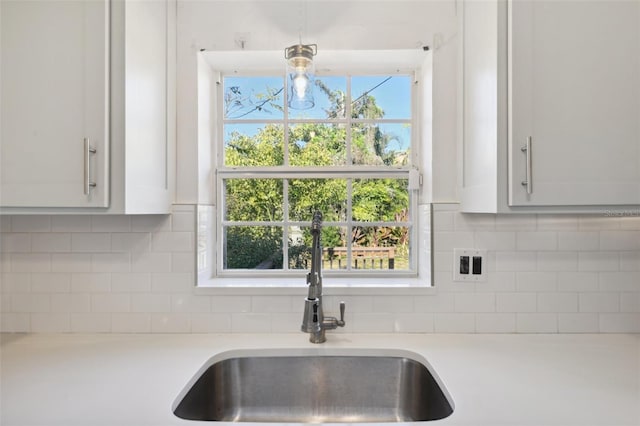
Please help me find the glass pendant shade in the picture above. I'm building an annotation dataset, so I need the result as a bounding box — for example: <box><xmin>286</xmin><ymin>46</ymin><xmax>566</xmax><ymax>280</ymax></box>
<box><xmin>285</xmin><ymin>43</ymin><xmax>317</xmax><ymax>110</ymax></box>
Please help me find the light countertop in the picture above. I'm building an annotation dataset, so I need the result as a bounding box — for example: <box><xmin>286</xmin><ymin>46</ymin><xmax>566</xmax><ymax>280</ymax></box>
<box><xmin>1</xmin><ymin>333</ymin><xmax>639</xmax><ymax>426</ymax></box>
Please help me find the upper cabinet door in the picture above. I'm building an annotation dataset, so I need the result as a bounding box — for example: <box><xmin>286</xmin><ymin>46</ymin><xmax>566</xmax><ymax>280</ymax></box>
<box><xmin>1</xmin><ymin>0</ymin><xmax>109</xmax><ymax>208</ymax></box>
<box><xmin>508</xmin><ymin>0</ymin><xmax>640</xmax><ymax>206</ymax></box>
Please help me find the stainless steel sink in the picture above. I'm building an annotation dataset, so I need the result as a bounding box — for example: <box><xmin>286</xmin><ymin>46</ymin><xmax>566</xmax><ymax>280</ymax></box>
<box><xmin>173</xmin><ymin>349</ymin><xmax>454</xmax><ymax>423</ymax></box>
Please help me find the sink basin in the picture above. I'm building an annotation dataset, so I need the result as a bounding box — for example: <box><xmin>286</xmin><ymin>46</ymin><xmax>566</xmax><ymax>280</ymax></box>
<box><xmin>173</xmin><ymin>349</ymin><xmax>454</xmax><ymax>423</ymax></box>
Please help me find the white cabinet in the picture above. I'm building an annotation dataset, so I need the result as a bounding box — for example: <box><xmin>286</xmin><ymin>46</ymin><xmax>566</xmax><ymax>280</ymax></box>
<box><xmin>0</xmin><ymin>0</ymin><xmax>175</xmax><ymax>214</ymax></box>
<box><xmin>461</xmin><ymin>0</ymin><xmax>640</xmax><ymax>213</ymax></box>
<box><xmin>0</xmin><ymin>0</ymin><xmax>110</xmax><ymax>208</ymax></box>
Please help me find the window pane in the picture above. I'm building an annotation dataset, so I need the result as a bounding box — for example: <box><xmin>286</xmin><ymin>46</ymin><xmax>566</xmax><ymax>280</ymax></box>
<box><xmin>289</xmin><ymin>124</ymin><xmax>346</xmax><ymax>166</ymax></box>
<box><xmin>224</xmin><ymin>178</ymin><xmax>283</xmax><ymax>221</ymax></box>
<box><xmin>224</xmin><ymin>76</ymin><xmax>284</xmax><ymax>119</ymax></box>
<box><xmin>224</xmin><ymin>226</ymin><xmax>283</xmax><ymax>270</ymax></box>
<box><xmin>288</xmin><ymin>76</ymin><xmax>347</xmax><ymax>119</ymax></box>
<box><xmin>288</xmin><ymin>178</ymin><xmax>347</xmax><ymax>222</ymax></box>
<box><xmin>351</xmin><ymin>123</ymin><xmax>411</xmax><ymax>166</ymax></box>
<box><xmin>352</xmin><ymin>178</ymin><xmax>409</xmax><ymax>222</ymax></box>
<box><xmin>224</xmin><ymin>123</ymin><xmax>284</xmax><ymax>166</ymax></box>
<box><xmin>351</xmin><ymin>75</ymin><xmax>411</xmax><ymax>119</ymax></box>
<box><xmin>351</xmin><ymin>226</ymin><xmax>411</xmax><ymax>271</ymax></box>
<box><xmin>288</xmin><ymin>226</ymin><xmax>347</xmax><ymax>270</ymax></box>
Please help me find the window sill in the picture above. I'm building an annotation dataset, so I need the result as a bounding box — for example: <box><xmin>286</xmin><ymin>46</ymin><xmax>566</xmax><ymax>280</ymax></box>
<box><xmin>194</xmin><ymin>276</ymin><xmax>435</xmax><ymax>296</ymax></box>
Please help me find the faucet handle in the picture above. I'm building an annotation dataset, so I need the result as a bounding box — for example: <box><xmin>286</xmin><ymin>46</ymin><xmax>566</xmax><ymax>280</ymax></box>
<box><xmin>338</xmin><ymin>301</ymin><xmax>346</xmax><ymax>326</ymax></box>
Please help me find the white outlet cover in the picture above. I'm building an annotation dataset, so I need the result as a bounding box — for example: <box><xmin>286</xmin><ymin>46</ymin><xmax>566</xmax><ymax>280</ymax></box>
<box><xmin>453</xmin><ymin>248</ymin><xmax>487</xmax><ymax>282</ymax></box>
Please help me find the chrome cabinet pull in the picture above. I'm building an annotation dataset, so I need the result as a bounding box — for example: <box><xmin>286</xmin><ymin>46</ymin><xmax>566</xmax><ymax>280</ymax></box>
<box><xmin>84</xmin><ymin>137</ymin><xmax>97</xmax><ymax>195</ymax></box>
<box><xmin>521</xmin><ymin>136</ymin><xmax>532</xmax><ymax>194</ymax></box>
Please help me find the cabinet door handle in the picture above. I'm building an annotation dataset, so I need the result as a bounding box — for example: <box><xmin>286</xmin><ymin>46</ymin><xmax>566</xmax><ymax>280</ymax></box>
<box><xmin>521</xmin><ymin>136</ymin><xmax>532</xmax><ymax>194</ymax></box>
<box><xmin>84</xmin><ymin>137</ymin><xmax>97</xmax><ymax>195</ymax></box>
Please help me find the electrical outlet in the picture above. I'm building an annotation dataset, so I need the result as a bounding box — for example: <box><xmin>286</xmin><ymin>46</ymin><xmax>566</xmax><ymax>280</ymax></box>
<box><xmin>453</xmin><ymin>249</ymin><xmax>487</xmax><ymax>282</ymax></box>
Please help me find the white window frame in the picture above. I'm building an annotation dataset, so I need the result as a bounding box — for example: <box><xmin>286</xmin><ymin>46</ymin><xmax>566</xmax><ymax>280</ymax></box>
<box><xmin>214</xmin><ymin>70</ymin><xmax>420</xmax><ymax>280</ymax></box>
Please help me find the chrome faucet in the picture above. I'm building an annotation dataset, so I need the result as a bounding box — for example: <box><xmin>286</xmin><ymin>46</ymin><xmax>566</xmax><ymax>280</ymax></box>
<box><xmin>301</xmin><ymin>211</ymin><xmax>346</xmax><ymax>343</ymax></box>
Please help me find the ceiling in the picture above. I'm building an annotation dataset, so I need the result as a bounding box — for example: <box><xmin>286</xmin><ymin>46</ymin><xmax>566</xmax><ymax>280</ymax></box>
<box><xmin>178</xmin><ymin>0</ymin><xmax>458</xmax><ymax>52</ymax></box>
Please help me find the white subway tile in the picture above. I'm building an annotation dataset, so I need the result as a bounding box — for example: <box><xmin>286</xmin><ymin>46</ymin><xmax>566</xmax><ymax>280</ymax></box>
<box><xmin>536</xmin><ymin>215</ymin><xmax>579</xmax><ymax>231</ymax></box>
<box><xmin>211</xmin><ymin>296</ymin><xmax>251</xmax><ymax>313</ymax></box>
<box><xmin>620</xmin><ymin>252</ymin><xmax>640</xmax><ymax>271</ymax></box>
<box><xmin>11</xmin><ymin>216</ymin><xmax>51</xmax><ymax>232</ymax></box>
<box><xmin>112</xmin><ymin>313</ymin><xmax>151</xmax><ymax>333</ymax></box>
<box><xmin>1</xmin><ymin>233</ymin><xmax>31</xmax><ymax>253</ymax></box>
<box><xmin>91</xmin><ymin>253</ymin><xmax>130</xmax><ymax>273</ymax></box>
<box><xmin>537</xmin><ymin>293</ymin><xmax>578</xmax><ymax>313</ymax></box>
<box><xmin>70</xmin><ymin>313</ymin><xmax>111</xmax><ymax>332</ymax></box>
<box><xmin>433</xmin><ymin>252</ymin><xmax>453</xmax><ymax>272</ymax></box>
<box><xmin>454</xmin><ymin>213</ymin><xmax>496</xmax><ymax>231</ymax></box>
<box><xmin>620</xmin><ymin>293</ymin><xmax>640</xmax><ymax>313</ymax></box>
<box><xmin>516</xmin><ymin>232</ymin><xmax>557</xmax><ymax>251</ymax></box>
<box><xmin>372</xmin><ymin>296</ymin><xmax>414</xmax><ymax>313</ymax></box>
<box><xmin>516</xmin><ymin>272</ymin><xmax>557</xmax><ymax>292</ymax></box>
<box><xmin>475</xmin><ymin>313</ymin><xmax>516</xmax><ymax>333</ymax></box>
<box><xmin>0</xmin><ymin>216</ymin><xmax>11</xmax><ymax>233</ymax></box>
<box><xmin>496</xmin><ymin>293</ymin><xmax>537</xmax><ymax>312</ymax></box>
<box><xmin>495</xmin><ymin>214</ymin><xmax>537</xmax><ymax>231</ymax></box>
<box><xmin>578</xmin><ymin>252</ymin><xmax>619</xmax><ymax>271</ymax></box>
<box><xmin>11</xmin><ymin>253</ymin><xmax>51</xmax><ymax>272</ymax></box>
<box><xmin>516</xmin><ymin>313</ymin><xmax>557</xmax><ymax>333</ymax></box>
<box><xmin>599</xmin><ymin>313</ymin><xmax>640</xmax><ymax>332</ymax></box>
<box><xmin>495</xmin><ymin>251</ymin><xmax>536</xmax><ymax>272</ymax></box>
<box><xmin>72</xmin><ymin>233</ymin><xmax>111</xmax><ymax>252</ymax></box>
<box><xmin>578</xmin><ymin>216</ymin><xmax>620</xmax><ymax>230</ymax></box>
<box><xmin>171</xmin><ymin>211</ymin><xmax>196</xmax><ymax>232</ymax></box>
<box><xmin>51</xmin><ymin>294</ymin><xmax>90</xmax><ymax>313</ymax></box>
<box><xmin>151</xmin><ymin>232</ymin><xmax>193</xmax><ymax>253</ymax></box>
<box><xmin>91</xmin><ymin>294</ymin><xmax>130</xmax><ymax>313</ymax></box>
<box><xmin>90</xmin><ymin>215</ymin><xmax>131</xmax><ymax>232</ymax></box>
<box><xmin>271</xmin><ymin>313</ymin><xmax>304</xmax><ymax>333</ymax></box>
<box><xmin>536</xmin><ymin>252</ymin><xmax>578</xmax><ymax>271</ymax></box>
<box><xmin>111</xmin><ymin>273</ymin><xmax>151</xmax><ymax>292</ymax></box>
<box><xmin>323</xmin><ymin>295</ymin><xmax>373</xmax><ymax>313</ymax></box>
<box><xmin>172</xmin><ymin>253</ymin><xmax>195</xmax><ymax>273</ymax></box>
<box><xmin>433</xmin><ymin>313</ymin><xmax>475</xmax><ymax>333</ymax></box>
<box><xmin>231</xmin><ymin>313</ymin><xmax>272</xmax><ymax>332</ymax></box>
<box><xmin>31</xmin><ymin>313</ymin><xmax>70</xmax><ymax>332</ymax></box>
<box><xmin>251</xmin><ymin>296</ymin><xmax>294</xmax><ymax>313</ymax></box>
<box><xmin>433</xmin><ymin>211</ymin><xmax>454</xmax><ymax>231</ymax></box>
<box><xmin>393</xmin><ymin>313</ymin><xmax>434</xmax><ymax>333</ymax></box>
<box><xmin>51</xmin><ymin>254</ymin><xmax>92</xmax><ymax>273</ymax></box>
<box><xmin>557</xmin><ymin>272</ymin><xmax>599</xmax><ymax>292</ymax></box>
<box><xmin>351</xmin><ymin>313</ymin><xmax>396</xmax><ymax>332</ymax></box>
<box><xmin>0</xmin><ymin>273</ymin><xmax>30</xmax><ymax>293</ymax></box>
<box><xmin>599</xmin><ymin>272</ymin><xmax>640</xmax><ymax>291</ymax></box>
<box><xmin>600</xmin><ymin>231</ymin><xmax>640</xmax><ymax>251</ymax></box>
<box><xmin>0</xmin><ymin>313</ymin><xmax>30</xmax><ymax>332</ymax></box>
<box><xmin>131</xmin><ymin>215</ymin><xmax>171</xmax><ymax>232</ymax></box>
<box><xmin>190</xmin><ymin>313</ymin><xmax>232</xmax><ymax>332</ymax></box>
<box><xmin>151</xmin><ymin>272</ymin><xmax>193</xmax><ymax>292</ymax></box>
<box><xmin>172</xmin><ymin>295</ymin><xmax>211</xmax><ymax>313</ymax></box>
<box><xmin>557</xmin><ymin>232</ymin><xmax>599</xmax><ymax>251</ymax></box>
<box><xmin>619</xmin><ymin>216</ymin><xmax>640</xmax><ymax>230</ymax></box>
<box><xmin>433</xmin><ymin>232</ymin><xmax>475</xmax><ymax>251</ymax></box>
<box><xmin>111</xmin><ymin>233</ymin><xmax>151</xmax><ymax>252</ymax></box>
<box><xmin>31</xmin><ymin>273</ymin><xmax>71</xmax><ymax>293</ymax></box>
<box><xmin>476</xmin><ymin>271</ymin><xmax>517</xmax><ymax>292</ymax></box>
<box><xmin>51</xmin><ymin>216</ymin><xmax>92</xmax><ymax>232</ymax></box>
<box><xmin>579</xmin><ymin>293</ymin><xmax>619</xmax><ymax>312</ymax></box>
<box><xmin>474</xmin><ymin>232</ymin><xmax>516</xmax><ymax>251</ymax></box>
<box><xmin>71</xmin><ymin>273</ymin><xmax>111</xmax><ymax>293</ymax></box>
<box><xmin>31</xmin><ymin>233</ymin><xmax>71</xmax><ymax>252</ymax></box>
<box><xmin>131</xmin><ymin>252</ymin><xmax>172</xmax><ymax>273</ymax></box>
<box><xmin>454</xmin><ymin>293</ymin><xmax>495</xmax><ymax>313</ymax></box>
<box><xmin>558</xmin><ymin>313</ymin><xmax>599</xmax><ymax>333</ymax></box>
<box><xmin>131</xmin><ymin>294</ymin><xmax>171</xmax><ymax>313</ymax></box>
<box><xmin>11</xmin><ymin>294</ymin><xmax>50</xmax><ymax>312</ymax></box>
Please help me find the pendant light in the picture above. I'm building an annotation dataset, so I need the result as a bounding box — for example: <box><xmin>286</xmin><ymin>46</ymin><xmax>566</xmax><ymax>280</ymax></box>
<box><xmin>285</xmin><ymin>43</ymin><xmax>317</xmax><ymax>110</ymax></box>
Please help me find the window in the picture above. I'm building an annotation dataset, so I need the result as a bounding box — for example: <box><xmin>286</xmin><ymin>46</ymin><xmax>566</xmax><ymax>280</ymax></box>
<box><xmin>215</xmin><ymin>71</ymin><xmax>419</xmax><ymax>278</ymax></box>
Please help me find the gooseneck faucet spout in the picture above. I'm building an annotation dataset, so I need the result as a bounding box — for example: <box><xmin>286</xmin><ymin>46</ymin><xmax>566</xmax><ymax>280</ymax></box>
<box><xmin>301</xmin><ymin>211</ymin><xmax>346</xmax><ymax>343</ymax></box>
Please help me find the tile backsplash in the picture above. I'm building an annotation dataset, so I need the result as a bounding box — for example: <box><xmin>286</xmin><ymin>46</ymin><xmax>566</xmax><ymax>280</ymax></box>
<box><xmin>1</xmin><ymin>204</ymin><xmax>639</xmax><ymax>333</ymax></box>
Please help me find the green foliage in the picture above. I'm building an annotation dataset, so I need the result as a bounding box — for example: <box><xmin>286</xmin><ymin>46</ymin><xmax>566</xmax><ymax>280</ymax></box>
<box><xmin>225</xmin><ymin>227</ymin><xmax>283</xmax><ymax>269</ymax></box>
